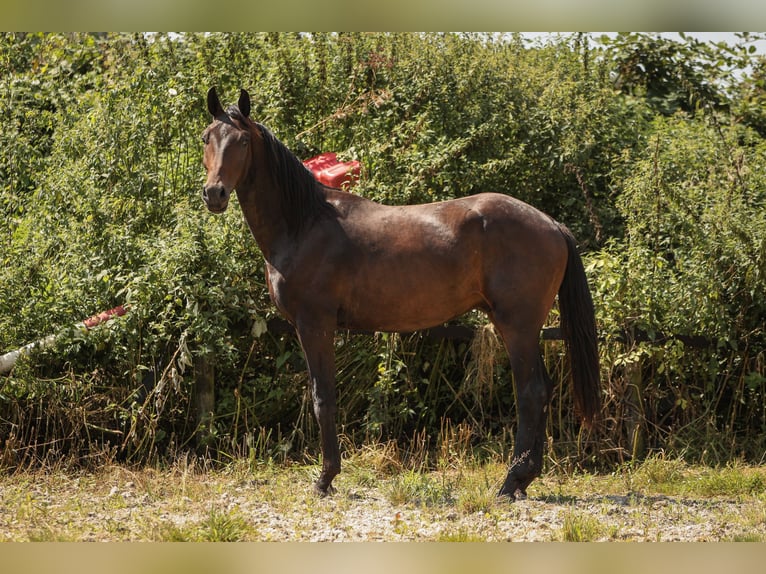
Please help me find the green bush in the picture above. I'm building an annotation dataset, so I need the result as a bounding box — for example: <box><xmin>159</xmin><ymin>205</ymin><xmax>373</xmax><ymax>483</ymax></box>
<box><xmin>587</xmin><ymin>114</ymin><xmax>766</xmax><ymax>462</ymax></box>
<box><xmin>1</xmin><ymin>32</ymin><xmax>765</xmax><ymax>470</ymax></box>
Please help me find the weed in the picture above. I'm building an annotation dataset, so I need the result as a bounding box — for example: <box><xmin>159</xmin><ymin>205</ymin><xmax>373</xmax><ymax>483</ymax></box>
<box><xmin>456</xmin><ymin>481</ymin><xmax>497</xmax><ymax>515</ymax></box>
<box><xmin>437</xmin><ymin>528</ymin><xmax>487</xmax><ymax>542</ymax></box>
<box><xmin>151</xmin><ymin>508</ymin><xmax>254</xmax><ymax>542</ymax></box>
<box><xmin>26</xmin><ymin>525</ymin><xmax>76</xmax><ymax>542</ymax></box>
<box><xmin>730</xmin><ymin>533</ymin><xmax>766</xmax><ymax>542</ymax></box>
<box><xmin>688</xmin><ymin>464</ymin><xmax>766</xmax><ymax>498</ymax></box>
<box><xmin>557</xmin><ymin>508</ymin><xmax>603</xmax><ymax>541</ymax></box>
<box><xmin>342</xmin><ymin>441</ymin><xmax>403</xmax><ymax>487</ymax></box>
<box><xmin>634</xmin><ymin>454</ymin><xmax>688</xmax><ymax>488</ymax></box>
<box><xmin>200</xmin><ymin>507</ymin><xmax>253</xmax><ymax>541</ymax></box>
<box><xmin>385</xmin><ymin>470</ymin><xmax>455</xmax><ymax>507</ymax></box>
<box><xmin>151</xmin><ymin>521</ymin><xmax>193</xmax><ymax>542</ymax></box>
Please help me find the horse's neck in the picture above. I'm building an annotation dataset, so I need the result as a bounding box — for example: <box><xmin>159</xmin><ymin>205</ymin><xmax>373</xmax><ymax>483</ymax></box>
<box><xmin>236</xmin><ymin>170</ymin><xmax>290</xmax><ymax>262</ymax></box>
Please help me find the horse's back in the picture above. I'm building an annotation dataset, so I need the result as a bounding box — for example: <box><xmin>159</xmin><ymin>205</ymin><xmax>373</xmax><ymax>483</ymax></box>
<box><xmin>328</xmin><ymin>190</ymin><xmax>558</xmax><ymax>238</ymax></box>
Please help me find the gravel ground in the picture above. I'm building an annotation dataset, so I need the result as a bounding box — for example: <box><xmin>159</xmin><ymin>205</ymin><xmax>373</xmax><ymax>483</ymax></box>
<box><xmin>1</xmin><ymin>463</ymin><xmax>764</xmax><ymax>542</ymax></box>
<box><xmin>199</xmin><ymin>485</ymin><xmax>764</xmax><ymax>542</ymax></box>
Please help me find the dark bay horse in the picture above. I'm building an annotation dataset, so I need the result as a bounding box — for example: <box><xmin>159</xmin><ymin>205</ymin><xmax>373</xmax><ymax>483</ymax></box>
<box><xmin>201</xmin><ymin>87</ymin><xmax>601</xmax><ymax>499</ymax></box>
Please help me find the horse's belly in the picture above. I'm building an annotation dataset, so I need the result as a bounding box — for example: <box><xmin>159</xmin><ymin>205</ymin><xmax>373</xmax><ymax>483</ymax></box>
<box><xmin>337</xmin><ymin>272</ymin><xmax>484</xmax><ymax>332</ymax></box>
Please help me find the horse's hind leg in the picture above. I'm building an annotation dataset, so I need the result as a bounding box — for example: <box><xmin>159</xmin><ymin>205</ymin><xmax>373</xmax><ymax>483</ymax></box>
<box><xmin>493</xmin><ymin>319</ymin><xmax>554</xmax><ymax>500</ymax></box>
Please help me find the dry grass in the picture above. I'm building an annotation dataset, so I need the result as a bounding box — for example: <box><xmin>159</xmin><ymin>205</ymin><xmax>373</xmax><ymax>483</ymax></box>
<box><xmin>1</xmin><ymin>447</ymin><xmax>765</xmax><ymax>542</ymax></box>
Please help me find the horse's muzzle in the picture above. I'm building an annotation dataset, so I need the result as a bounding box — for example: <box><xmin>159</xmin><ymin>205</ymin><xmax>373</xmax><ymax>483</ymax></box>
<box><xmin>202</xmin><ymin>185</ymin><xmax>230</xmax><ymax>213</ymax></box>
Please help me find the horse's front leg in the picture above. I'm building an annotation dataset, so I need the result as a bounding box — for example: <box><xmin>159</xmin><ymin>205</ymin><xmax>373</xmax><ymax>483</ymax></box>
<box><xmin>296</xmin><ymin>322</ymin><xmax>340</xmax><ymax>496</ymax></box>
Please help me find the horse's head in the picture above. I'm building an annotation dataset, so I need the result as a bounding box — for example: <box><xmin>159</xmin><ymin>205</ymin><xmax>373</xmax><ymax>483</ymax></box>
<box><xmin>201</xmin><ymin>87</ymin><xmax>253</xmax><ymax>213</ymax></box>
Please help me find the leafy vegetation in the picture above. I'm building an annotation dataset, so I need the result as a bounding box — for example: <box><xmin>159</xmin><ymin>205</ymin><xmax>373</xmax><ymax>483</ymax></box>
<box><xmin>1</xmin><ymin>32</ymin><xmax>766</xmax><ymax>472</ymax></box>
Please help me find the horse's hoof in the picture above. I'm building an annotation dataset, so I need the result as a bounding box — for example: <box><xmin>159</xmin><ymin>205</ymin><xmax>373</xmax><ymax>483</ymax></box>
<box><xmin>497</xmin><ymin>485</ymin><xmax>527</xmax><ymax>501</ymax></box>
<box><xmin>314</xmin><ymin>482</ymin><xmax>336</xmax><ymax>497</ymax></box>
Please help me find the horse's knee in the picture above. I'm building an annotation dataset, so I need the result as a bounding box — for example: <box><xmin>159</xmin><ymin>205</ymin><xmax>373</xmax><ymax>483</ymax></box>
<box><xmin>313</xmin><ymin>401</ymin><xmax>336</xmax><ymax>425</ymax></box>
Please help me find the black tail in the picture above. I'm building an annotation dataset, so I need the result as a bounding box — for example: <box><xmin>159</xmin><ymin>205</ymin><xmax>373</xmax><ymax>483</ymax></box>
<box><xmin>557</xmin><ymin>225</ymin><xmax>601</xmax><ymax>427</ymax></box>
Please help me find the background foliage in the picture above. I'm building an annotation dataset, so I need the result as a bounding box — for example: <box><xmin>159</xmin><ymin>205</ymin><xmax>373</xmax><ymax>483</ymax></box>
<box><xmin>1</xmin><ymin>32</ymin><xmax>765</xmax><ymax>471</ymax></box>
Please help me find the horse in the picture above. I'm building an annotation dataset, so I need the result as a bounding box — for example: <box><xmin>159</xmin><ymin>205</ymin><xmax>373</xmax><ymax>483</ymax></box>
<box><xmin>201</xmin><ymin>87</ymin><xmax>601</xmax><ymax>499</ymax></box>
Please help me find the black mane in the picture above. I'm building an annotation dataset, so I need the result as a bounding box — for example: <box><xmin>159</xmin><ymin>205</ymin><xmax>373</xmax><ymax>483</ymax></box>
<box><xmin>227</xmin><ymin>106</ymin><xmax>337</xmax><ymax>236</ymax></box>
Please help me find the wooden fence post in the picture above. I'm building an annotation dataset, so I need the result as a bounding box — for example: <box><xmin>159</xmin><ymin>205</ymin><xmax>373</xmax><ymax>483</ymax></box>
<box><xmin>193</xmin><ymin>353</ymin><xmax>215</xmax><ymax>449</ymax></box>
<box><xmin>626</xmin><ymin>357</ymin><xmax>646</xmax><ymax>460</ymax></box>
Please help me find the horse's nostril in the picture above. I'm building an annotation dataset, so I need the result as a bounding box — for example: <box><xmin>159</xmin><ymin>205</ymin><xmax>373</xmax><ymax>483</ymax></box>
<box><xmin>203</xmin><ymin>186</ymin><xmax>227</xmax><ymax>202</ymax></box>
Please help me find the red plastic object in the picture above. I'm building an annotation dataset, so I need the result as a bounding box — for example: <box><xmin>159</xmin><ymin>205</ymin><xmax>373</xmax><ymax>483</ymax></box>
<box><xmin>82</xmin><ymin>305</ymin><xmax>127</xmax><ymax>329</ymax></box>
<box><xmin>303</xmin><ymin>153</ymin><xmax>360</xmax><ymax>190</ymax></box>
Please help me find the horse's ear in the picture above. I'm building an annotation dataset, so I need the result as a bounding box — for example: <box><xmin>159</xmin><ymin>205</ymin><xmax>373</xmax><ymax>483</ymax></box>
<box><xmin>238</xmin><ymin>88</ymin><xmax>251</xmax><ymax>118</ymax></box>
<box><xmin>207</xmin><ymin>86</ymin><xmax>224</xmax><ymax>117</ymax></box>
